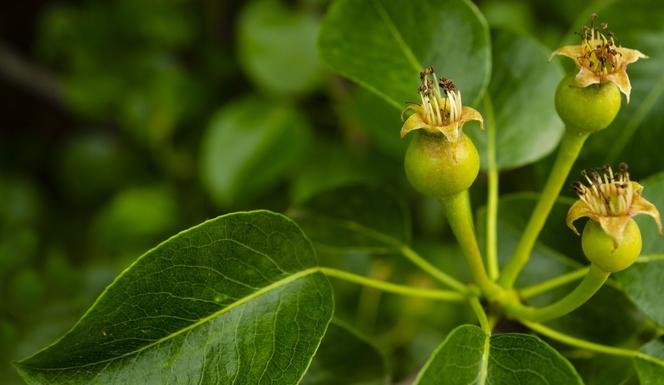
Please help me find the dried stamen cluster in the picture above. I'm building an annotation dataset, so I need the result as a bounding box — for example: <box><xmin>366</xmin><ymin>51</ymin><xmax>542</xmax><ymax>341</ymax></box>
<box><xmin>567</xmin><ymin>163</ymin><xmax>661</xmax><ymax>244</ymax></box>
<box><xmin>577</xmin><ymin>14</ymin><xmax>620</xmax><ymax>75</ymax></box>
<box><xmin>573</xmin><ymin>163</ymin><xmax>633</xmax><ymax>217</ymax></box>
<box><xmin>400</xmin><ymin>66</ymin><xmax>482</xmax><ymax>143</ymax></box>
<box><xmin>416</xmin><ymin>66</ymin><xmax>461</xmax><ymax>128</ymax></box>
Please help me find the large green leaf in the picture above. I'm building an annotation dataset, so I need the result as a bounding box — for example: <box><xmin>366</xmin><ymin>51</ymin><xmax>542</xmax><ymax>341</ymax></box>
<box><xmin>575</xmin><ymin>0</ymin><xmax>664</xmax><ymax>177</ymax></box>
<box><xmin>318</xmin><ymin>0</ymin><xmax>491</xmax><ymax>109</ymax></box>
<box><xmin>302</xmin><ymin>320</ymin><xmax>388</xmax><ymax>385</ymax></box>
<box><xmin>468</xmin><ymin>29</ymin><xmax>564</xmax><ymax>170</ymax></box>
<box><xmin>237</xmin><ymin>0</ymin><xmax>321</xmax><ymax>95</ymax></box>
<box><xmin>15</xmin><ymin>211</ymin><xmax>334</xmax><ymax>385</ymax></box>
<box><xmin>636</xmin><ymin>338</ymin><xmax>664</xmax><ymax>385</ymax></box>
<box><xmin>289</xmin><ymin>184</ymin><xmax>411</xmax><ymax>254</ymax></box>
<box><xmin>200</xmin><ymin>97</ymin><xmax>312</xmax><ymax>208</ymax></box>
<box><xmin>615</xmin><ymin>172</ymin><xmax>664</xmax><ymax>326</ymax></box>
<box><xmin>414</xmin><ymin>325</ymin><xmax>584</xmax><ymax>385</ymax></box>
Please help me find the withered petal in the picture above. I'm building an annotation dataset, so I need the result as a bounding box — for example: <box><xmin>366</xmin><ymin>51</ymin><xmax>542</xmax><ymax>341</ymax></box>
<box><xmin>461</xmin><ymin>106</ymin><xmax>484</xmax><ymax>130</ymax></box>
<box><xmin>400</xmin><ymin>112</ymin><xmax>429</xmax><ymax>138</ymax></box>
<box><xmin>615</xmin><ymin>47</ymin><xmax>648</xmax><ymax>65</ymax></box>
<box><xmin>566</xmin><ymin>200</ymin><xmax>596</xmax><ymax>235</ymax></box>
<box><xmin>630</xmin><ymin>194</ymin><xmax>663</xmax><ymax>235</ymax></box>
<box><xmin>401</xmin><ymin>103</ymin><xmax>423</xmax><ymax>121</ymax></box>
<box><xmin>550</xmin><ymin>45</ymin><xmax>586</xmax><ymax>62</ymax></box>
<box><xmin>606</xmin><ymin>70</ymin><xmax>632</xmax><ymax>103</ymax></box>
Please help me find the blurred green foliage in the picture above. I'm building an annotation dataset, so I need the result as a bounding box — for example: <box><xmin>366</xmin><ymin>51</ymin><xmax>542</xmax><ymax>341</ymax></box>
<box><xmin>1</xmin><ymin>0</ymin><xmax>663</xmax><ymax>384</ymax></box>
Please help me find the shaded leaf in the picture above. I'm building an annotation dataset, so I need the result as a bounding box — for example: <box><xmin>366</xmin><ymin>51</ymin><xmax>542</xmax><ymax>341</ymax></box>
<box><xmin>414</xmin><ymin>324</ymin><xmax>584</xmax><ymax>385</ymax></box>
<box><xmin>16</xmin><ymin>211</ymin><xmax>334</xmax><ymax>385</ymax></box>
<box><xmin>319</xmin><ymin>0</ymin><xmax>491</xmax><ymax>109</ymax></box>
<box><xmin>635</xmin><ymin>338</ymin><xmax>664</xmax><ymax>385</ymax></box>
<box><xmin>302</xmin><ymin>320</ymin><xmax>389</xmax><ymax>385</ymax></box>
<box><xmin>289</xmin><ymin>184</ymin><xmax>411</xmax><ymax>254</ymax></box>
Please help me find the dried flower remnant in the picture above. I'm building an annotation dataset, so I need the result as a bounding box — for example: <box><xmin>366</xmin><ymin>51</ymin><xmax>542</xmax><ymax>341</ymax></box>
<box><xmin>551</xmin><ymin>14</ymin><xmax>647</xmax><ymax>102</ymax></box>
<box><xmin>567</xmin><ymin>163</ymin><xmax>662</xmax><ymax>245</ymax></box>
<box><xmin>400</xmin><ymin>66</ymin><xmax>483</xmax><ymax>143</ymax></box>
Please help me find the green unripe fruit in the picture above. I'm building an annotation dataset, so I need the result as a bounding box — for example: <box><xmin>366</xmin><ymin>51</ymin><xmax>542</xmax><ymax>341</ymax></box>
<box><xmin>581</xmin><ymin>219</ymin><xmax>642</xmax><ymax>273</ymax></box>
<box><xmin>404</xmin><ymin>132</ymin><xmax>479</xmax><ymax>198</ymax></box>
<box><xmin>555</xmin><ymin>74</ymin><xmax>621</xmax><ymax>134</ymax></box>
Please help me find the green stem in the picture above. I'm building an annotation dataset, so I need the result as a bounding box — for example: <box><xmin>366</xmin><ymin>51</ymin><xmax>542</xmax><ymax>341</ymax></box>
<box><xmin>440</xmin><ymin>191</ymin><xmax>499</xmax><ymax>298</ymax></box>
<box><xmin>330</xmin><ymin>219</ymin><xmax>468</xmax><ymax>293</ymax></box>
<box><xmin>519</xmin><ymin>267</ymin><xmax>589</xmax><ymax>299</ymax></box>
<box><xmin>499</xmin><ymin>130</ymin><xmax>589</xmax><ymax>288</ymax></box>
<box><xmin>484</xmin><ymin>96</ymin><xmax>500</xmax><ymax>281</ymax></box>
<box><xmin>399</xmin><ymin>245</ymin><xmax>468</xmax><ymax>293</ymax></box>
<box><xmin>470</xmin><ymin>297</ymin><xmax>491</xmax><ymax>334</ymax></box>
<box><xmin>523</xmin><ymin>321</ymin><xmax>643</xmax><ymax>359</ymax></box>
<box><xmin>319</xmin><ymin>267</ymin><xmax>467</xmax><ymax>302</ymax></box>
<box><xmin>507</xmin><ymin>264</ymin><xmax>609</xmax><ymax>322</ymax></box>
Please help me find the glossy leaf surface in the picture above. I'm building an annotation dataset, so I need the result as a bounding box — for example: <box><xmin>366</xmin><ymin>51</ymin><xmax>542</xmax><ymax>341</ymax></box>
<box><xmin>16</xmin><ymin>211</ymin><xmax>334</xmax><ymax>385</ymax></box>
<box><xmin>414</xmin><ymin>325</ymin><xmax>583</xmax><ymax>385</ymax></box>
<box><xmin>319</xmin><ymin>0</ymin><xmax>491</xmax><ymax>109</ymax></box>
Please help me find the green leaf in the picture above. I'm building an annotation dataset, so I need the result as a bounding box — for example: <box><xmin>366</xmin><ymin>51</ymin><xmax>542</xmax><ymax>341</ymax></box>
<box><xmin>635</xmin><ymin>338</ymin><xmax>664</xmax><ymax>385</ymax></box>
<box><xmin>575</xmin><ymin>0</ymin><xmax>664</xmax><ymax>177</ymax></box>
<box><xmin>571</xmin><ymin>354</ymin><xmax>635</xmax><ymax>385</ymax></box>
<box><xmin>289</xmin><ymin>184</ymin><xmax>411</xmax><ymax>254</ymax></box>
<box><xmin>616</xmin><ymin>257</ymin><xmax>664</xmax><ymax>327</ymax></box>
<box><xmin>302</xmin><ymin>320</ymin><xmax>389</xmax><ymax>385</ymax></box>
<box><xmin>414</xmin><ymin>324</ymin><xmax>584</xmax><ymax>385</ymax></box>
<box><xmin>469</xmin><ymin>29</ymin><xmax>564</xmax><ymax>170</ymax></box>
<box><xmin>318</xmin><ymin>0</ymin><xmax>491</xmax><ymax>109</ymax></box>
<box><xmin>237</xmin><ymin>0</ymin><xmax>321</xmax><ymax>95</ymax></box>
<box><xmin>15</xmin><ymin>211</ymin><xmax>334</xmax><ymax>385</ymax></box>
<box><xmin>200</xmin><ymin>97</ymin><xmax>312</xmax><ymax>208</ymax></box>
<box><xmin>289</xmin><ymin>140</ymin><xmax>399</xmax><ymax>204</ymax></box>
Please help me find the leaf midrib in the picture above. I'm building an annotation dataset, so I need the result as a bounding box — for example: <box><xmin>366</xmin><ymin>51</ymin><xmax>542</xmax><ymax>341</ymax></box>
<box><xmin>370</xmin><ymin>0</ymin><xmax>422</xmax><ymax>72</ymax></box>
<box><xmin>18</xmin><ymin>267</ymin><xmax>321</xmax><ymax>372</ymax></box>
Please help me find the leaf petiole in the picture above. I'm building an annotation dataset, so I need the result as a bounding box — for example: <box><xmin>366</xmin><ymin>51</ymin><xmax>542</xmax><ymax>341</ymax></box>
<box><xmin>470</xmin><ymin>297</ymin><xmax>491</xmax><ymax>334</ymax></box>
<box><xmin>398</xmin><ymin>245</ymin><xmax>468</xmax><ymax>293</ymax></box>
<box><xmin>519</xmin><ymin>267</ymin><xmax>590</xmax><ymax>299</ymax></box>
<box><xmin>523</xmin><ymin>320</ymin><xmax>664</xmax><ymax>366</ymax></box>
<box><xmin>319</xmin><ymin>267</ymin><xmax>467</xmax><ymax>302</ymax></box>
